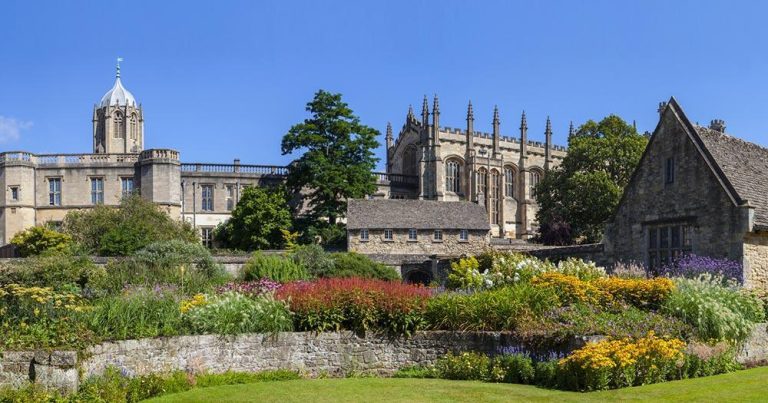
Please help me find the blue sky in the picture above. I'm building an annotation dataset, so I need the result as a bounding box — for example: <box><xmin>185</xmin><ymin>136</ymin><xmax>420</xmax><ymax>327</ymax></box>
<box><xmin>2</xmin><ymin>0</ymin><xmax>768</xmax><ymax>169</ymax></box>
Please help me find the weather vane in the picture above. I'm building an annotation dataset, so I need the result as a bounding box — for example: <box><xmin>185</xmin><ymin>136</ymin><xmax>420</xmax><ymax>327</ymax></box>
<box><xmin>116</xmin><ymin>57</ymin><xmax>124</xmax><ymax>78</ymax></box>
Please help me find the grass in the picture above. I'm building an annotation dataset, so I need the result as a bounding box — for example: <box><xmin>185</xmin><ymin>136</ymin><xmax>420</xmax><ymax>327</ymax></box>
<box><xmin>146</xmin><ymin>366</ymin><xmax>768</xmax><ymax>402</ymax></box>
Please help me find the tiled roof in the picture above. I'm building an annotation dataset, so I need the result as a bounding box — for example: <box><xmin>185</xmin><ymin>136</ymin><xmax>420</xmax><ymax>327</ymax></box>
<box><xmin>346</xmin><ymin>199</ymin><xmax>490</xmax><ymax>230</ymax></box>
<box><xmin>694</xmin><ymin>125</ymin><xmax>768</xmax><ymax>226</ymax></box>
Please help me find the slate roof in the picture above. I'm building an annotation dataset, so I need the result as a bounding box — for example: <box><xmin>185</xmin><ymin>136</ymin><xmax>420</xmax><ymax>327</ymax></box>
<box><xmin>346</xmin><ymin>199</ymin><xmax>491</xmax><ymax>231</ymax></box>
<box><xmin>693</xmin><ymin>125</ymin><xmax>768</xmax><ymax>227</ymax></box>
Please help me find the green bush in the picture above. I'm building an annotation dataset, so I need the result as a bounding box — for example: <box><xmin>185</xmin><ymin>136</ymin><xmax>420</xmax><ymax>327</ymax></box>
<box><xmin>87</xmin><ymin>288</ymin><xmax>186</xmax><ymax>340</ymax></box>
<box><xmin>534</xmin><ymin>360</ymin><xmax>560</xmax><ymax>387</ymax></box>
<box><xmin>328</xmin><ymin>252</ymin><xmax>399</xmax><ymax>281</ymax></box>
<box><xmin>435</xmin><ymin>352</ymin><xmax>491</xmax><ymax>380</ymax></box>
<box><xmin>183</xmin><ymin>292</ymin><xmax>293</xmax><ymax>335</ymax></box>
<box><xmin>242</xmin><ymin>252</ymin><xmax>309</xmax><ymax>283</ymax></box>
<box><xmin>663</xmin><ymin>274</ymin><xmax>764</xmax><ymax>342</ymax></box>
<box><xmin>89</xmin><ymin>241</ymin><xmax>226</xmax><ymax>297</ymax></box>
<box><xmin>0</xmin><ymin>254</ymin><xmax>102</xmax><ymax>291</ymax></box>
<box><xmin>62</xmin><ymin>194</ymin><xmax>197</xmax><ymax>256</ymax></box>
<box><xmin>290</xmin><ymin>244</ymin><xmax>335</xmax><ymax>277</ymax></box>
<box><xmin>490</xmin><ymin>354</ymin><xmax>535</xmax><ymax>384</ymax></box>
<box><xmin>446</xmin><ymin>256</ymin><xmax>483</xmax><ymax>290</ymax></box>
<box><xmin>10</xmin><ymin>225</ymin><xmax>74</xmax><ymax>257</ymax></box>
<box><xmin>392</xmin><ymin>365</ymin><xmax>437</xmax><ymax>379</ymax></box>
<box><xmin>426</xmin><ymin>284</ymin><xmax>559</xmax><ymax>331</ymax></box>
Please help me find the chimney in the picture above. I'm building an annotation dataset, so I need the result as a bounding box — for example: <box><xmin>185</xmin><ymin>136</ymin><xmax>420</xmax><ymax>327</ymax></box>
<box><xmin>709</xmin><ymin>119</ymin><xmax>726</xmax><ymax>133</ymax></box>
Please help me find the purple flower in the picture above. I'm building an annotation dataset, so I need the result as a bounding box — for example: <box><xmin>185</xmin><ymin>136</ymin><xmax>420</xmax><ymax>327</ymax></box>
<box><xmin>659</xmin><ymin>255</ymin><xmax>742</xmax><ymax>283</ymax></box>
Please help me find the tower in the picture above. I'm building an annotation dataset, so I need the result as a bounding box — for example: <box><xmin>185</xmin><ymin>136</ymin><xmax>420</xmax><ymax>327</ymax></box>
<box><xmin>93</xmin><ymin>58</ymin><xmax>144</xmax><ymax>154</ymax></box>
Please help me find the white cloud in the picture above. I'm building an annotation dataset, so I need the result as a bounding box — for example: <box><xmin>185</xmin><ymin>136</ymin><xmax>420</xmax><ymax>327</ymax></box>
<box><xmin>0</xmin><ymin>116</ymin><xmax>32</xmax><ymax>143</ymax></box>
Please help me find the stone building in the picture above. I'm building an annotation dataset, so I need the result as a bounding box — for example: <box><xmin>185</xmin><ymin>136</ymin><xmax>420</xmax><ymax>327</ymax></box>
<box><xmin>604</xmin><ymin>98</ymin><xmax>768</xmax><ymax>290</ymax></box>
<box><xmin>383</xmin><ymin>96</ymin><xmax>567</xmax><ymax>239</ymax></box>
<box><xmin>346</xmin><ymin>199</ymin><xmax>490</xmax><ymax>256</ymax></box>
<box><xmin>0</xmin><ymin>62</ymin><xmax>288</xmax><ymax>246</ymax></box>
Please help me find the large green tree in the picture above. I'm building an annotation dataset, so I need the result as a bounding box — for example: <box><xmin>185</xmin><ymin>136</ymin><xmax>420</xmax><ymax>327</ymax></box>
<box><xmin>535</xmin><ymin>115</ymin><xmax>648</xmax><ymax>245</ymax></box>
<box><xmin>281</xmin><ymin>90</ymin><xmax>380</xmax><ymax>224</ymax></box>
<box><xmin>214</xmin><ymin>186</ymin><xmax>292</xmax><ymax>250</ymax></box>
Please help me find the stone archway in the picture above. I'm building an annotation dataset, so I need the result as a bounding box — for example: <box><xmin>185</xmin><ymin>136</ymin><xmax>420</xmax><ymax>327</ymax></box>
<box><xmin>403</xmin><ymin>268</ymin><xmax>433</xmax><ymax>286</ymax></box>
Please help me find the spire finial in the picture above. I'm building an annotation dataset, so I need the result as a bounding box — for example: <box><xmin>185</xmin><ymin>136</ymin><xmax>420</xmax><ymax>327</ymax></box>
<box><xmin>386</xmin><ymin>122</ymin><xmax>393</xmax><ymax>137</ymax></box>
<box><xmin>421</xmin><ymin>95</ymin><xmax>429</xmax><ymax>115</ymax></box>
<box><xmin>493</xmin><ymin>105</ymin><xmax>500</xmax><ymax>124</ymax></box>
<box><xmin>568</xmin><ymin>121</ymin><xmax>574</xmax><ymax>137</ymax></box>
<box><xmin>116</xmin><ymin>57</ymin><xmax>124</xmax><ymax>78</ymax></box>
<box><xmin>520</xmin><ymin>110</ymin><xmax>527</xmax><ymax>129</ymax></box>
<box><xmin>433</xmin><ymin>94</ymin><xmax>439</xmax><ymax>113</ymax></box>
<box><xmin>545</xmin><ymin>116</ymin><xmax>552</xmax><ymax>134</ymax></box>
<box><xmin>466</xmin><ymin>100</ymin><xmax>474</xmax><ymax>120</ymax></box>
<box><xmin>407</xmin><ymin>104</ymin><xmax>414</xmax><ymax>120</ymax></box>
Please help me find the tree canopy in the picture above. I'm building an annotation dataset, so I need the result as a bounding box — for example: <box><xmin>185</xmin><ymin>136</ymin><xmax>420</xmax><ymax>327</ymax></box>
<box><xmin>213</xmin><ymin>186</ymin><xmax>292</xmax><ymax>250</ymax></box>
<box><xmin>281</xmin><ymin>90</ymin><xmax>380</xmax><ymax>224</ymax></box>
<box><xmin>534</xmin><ymin>115</ymin><xmax>648</xmax><ymax>244</ymax></box>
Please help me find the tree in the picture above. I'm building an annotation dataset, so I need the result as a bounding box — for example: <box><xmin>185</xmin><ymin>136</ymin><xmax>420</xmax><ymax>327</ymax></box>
<box><xmin>214</xmin><ymin>186</ymin><xmax>292</xmax><ymax>250</ymax></box>
<box><xmin>10</xmin><ymin>225</ymin><xmax>74</xmax><ymax>257</ymax></box>
<box><xmin>281</xmin><ymin>90</ymin><xmax>380</xmax><ymax>224</ymax></box>
<box><xmin>61</xmin><ymin>194</ymin><xmax>197</xmax><ymax>256</ymax></box>
<box><xmin>535</xmin><ymin>115</ymin><xmax>648</xmax><ymax>244</ymax></box>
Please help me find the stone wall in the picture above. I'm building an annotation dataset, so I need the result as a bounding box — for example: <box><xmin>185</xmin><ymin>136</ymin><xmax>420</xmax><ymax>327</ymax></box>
<box><xmin>744</xmin><ymin>233</ymin><xmax>768</xmax><ymax>292</ymax></box>
<box><xmin>348</xmin><ymin>228</ymin><xmax>488</xmax><ymax>256</ymax></box>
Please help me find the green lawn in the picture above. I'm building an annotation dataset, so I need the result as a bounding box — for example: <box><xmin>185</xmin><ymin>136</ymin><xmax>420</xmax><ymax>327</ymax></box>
<box><xmin>146</xmin><ymin>366</ymin><xmax>768</xmax><ymax>402</ymax></box>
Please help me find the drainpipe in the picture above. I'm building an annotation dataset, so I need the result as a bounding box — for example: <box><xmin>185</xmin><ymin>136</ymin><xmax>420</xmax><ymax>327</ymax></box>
<box><xmin>192</xmin><ymin>181</ymin><xmax>196</xmax><ymax>229</ymax></box>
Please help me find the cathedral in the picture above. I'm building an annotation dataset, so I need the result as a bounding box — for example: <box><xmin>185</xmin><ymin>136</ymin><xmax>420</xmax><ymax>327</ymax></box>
<box><xmin>383</xmin><ymin>96</ymin><xmax>567</xmax><ymax>238</ymax></box>
<box><xmin>0</xmin><ymin>62</ymin><xmax>286</xmax><ymax>246</ymax></box>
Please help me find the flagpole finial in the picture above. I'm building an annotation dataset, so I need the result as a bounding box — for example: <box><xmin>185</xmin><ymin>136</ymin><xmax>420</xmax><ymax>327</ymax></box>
<box><xmin>116</xmin><ymin>57</ymin><xmax>124</xmax><ymax>78</ymax></box>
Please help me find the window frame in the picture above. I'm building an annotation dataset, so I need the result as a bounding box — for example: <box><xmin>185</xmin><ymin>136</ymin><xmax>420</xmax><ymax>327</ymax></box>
<box><xmin>504</xmin><ymin>167</ymin><xmax>516</xmax><ymax>198</ymax></box>
<box><xmin>445</xmin><ymin>159</ymin><xmax>461</xmax><ymax>193</ymax></box>
<box><xmin>90</xmin><ymin>177</ymin><xmax>105</xmax><ymax>205</ymax></box>
<box><xmin>225</xmin><ymin>184</ymin><xmax>235</xmax><ymax>211</ymax></box>
<box><xmin>200</xmin><ymin>184</ymin><xmax>214</xmax><ymax>212</ymax></box>
<box><xmin>648</xmin><ymin>223</ymin><xmax>692</xmax><ymax>270</ymax></box>
<box><xmin>48</xmin><ymin>177</ymin><xmax>62</xmax><ymax>206</ymax></box>
<box><xmin>433</xmin><ymin>229</ymin><xmax>443</xmax><ymax>242</ymax></box>
<box><xmin>9</xmin><ymin>186</ymin><xmax>19</xmax><ymax>202</ymax></box>
<box><xmin>360</xmin><ymin>228</ymin><xmax>369</xmax><ymax>241</ymax></box>
<box><xmin>665</xmin><ymin>157</ymin><xmax>675</xmax><ymax>184</ymax></box>
<box><xmin>200</xmin><ymin>227</ymin><xmax>213</xmax><ymax>248</ymax></box>
<box><xmin>383</xmin><ymin>229</ymin><xmax>394</xmax><ymax>241</ymax></box>
<box><xmin>408</xmin><ymin>228</ymin><xmax>418</xmax><ymax>241</ymax></box>
<box><xmin>459</xmin><ymin>229</ymin><xmax>469</xmax><ymax>242</ymax></box>
<box><xmin>121</xmin><ymin>177</ymin><xmax>134</xmax><ymax>198</ymax></box>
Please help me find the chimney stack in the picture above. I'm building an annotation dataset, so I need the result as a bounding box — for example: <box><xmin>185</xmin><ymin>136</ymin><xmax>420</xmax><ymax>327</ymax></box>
<box><xmin>709</xmin><ymin>119</ymin><xmax>726</xmax><ymax>133</ymax></box>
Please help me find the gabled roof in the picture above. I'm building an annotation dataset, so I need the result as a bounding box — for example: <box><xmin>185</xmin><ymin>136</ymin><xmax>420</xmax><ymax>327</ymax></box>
<box><xmin>346</xmin><ymin>199</ymin><xmax>490</xmax><ymax>231</ymax></box>
<box><xmin>662</xmin><ymin>98</ymin><xmax>768</xmax><ymax>228</ymax></box>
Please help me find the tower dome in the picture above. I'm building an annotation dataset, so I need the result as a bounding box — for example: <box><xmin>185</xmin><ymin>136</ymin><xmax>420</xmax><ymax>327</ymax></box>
<box><xmin>99</xmin><ymin>60</ymin><xmax>137</xmax><ymax>107</ymax></box>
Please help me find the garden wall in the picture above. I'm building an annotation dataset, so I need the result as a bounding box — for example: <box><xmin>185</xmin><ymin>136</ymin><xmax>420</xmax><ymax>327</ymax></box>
<box><xmin>2</xmin><ymin>327</ymin><xmax>767</xmax><ymax>394</ymax></box>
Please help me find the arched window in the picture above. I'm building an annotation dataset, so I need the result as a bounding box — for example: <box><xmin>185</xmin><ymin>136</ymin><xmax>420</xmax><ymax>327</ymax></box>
<box><xmin>490</xmin><ymin>169</ymin><xmax>501</xmax><ymax>225</ymax></box>
<box><xmin>114</xmin><ymin>113</ymin><xmax>124</xmax><ymax>138</ymax></box>
<box><xmin>445</xmin><ymin>159</ymin><xmax>461</xmax><ymax>193</ymax></box>
<box><xmin>403</xmin><ymin>145</ymin><xmax>418</xmax><ymax>176</ymax></box>
<box><xmin>504</xmin><ymin>166</ymin><xmax>516</xmax><ymax>198</ymax></box>
<box><xmin>529</xmin><ymin>169</ymin><xmax>542</xmax><ymax>197</ymax></box>
<box><xmin>130</xmin><ymin>114</ymin><xmax>138</xmax><ymax>139</ymax></box>
<box><xmin>477</xmin><ymin>168</ymin><xmax>488</xmax><ymax>208</ymax></box>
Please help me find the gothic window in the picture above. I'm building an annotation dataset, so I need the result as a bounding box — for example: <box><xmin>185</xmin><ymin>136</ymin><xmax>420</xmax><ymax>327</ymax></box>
<box><xmin>403</xmin><ymin>145</ymin><xmax>418</xmax><ymax>176</ymax></box>
<box><xmin>477</xmin><ymin>168</ymin><xmax>488</xmax><ymax>208</ymax></box>
<box><xmin>529</xmin><ymin>169</ymin><xmax>542</xmax><ymax>197</ymax></box>
<box><xmin>490</xmin><ymin>169</ymin><xmax>501</xmax><ymax>225</ymax></box>
<box><xmin>445</xmin><ymin>159</ymin><xmax>461</xmax><ymax>193</ymax></box>
<box><xmin>114</xmin><ymin>113</ymin><xmax>125</xmax><ymax>139</ymax></box>
<box><xmin>130</xmin><ymin>114</ymin><xmax>138</xmax><ymax>140</ymax></box>
<box><xmin>504</xmin><ymin>166</ymin><xmax>516</xmax><ymax>198</ymax></box>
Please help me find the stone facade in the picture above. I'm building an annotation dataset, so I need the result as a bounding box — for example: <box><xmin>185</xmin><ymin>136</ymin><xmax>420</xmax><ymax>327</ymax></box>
<box><xmin>604</xmin><ymin>98</ymin><xmax>768</xmax><ymax>292</ymax></box>
<box><xmin>348</xmin><ymin>228</ymin><xmax>488</xmax><ymax>256</ymax></box>
<box><xmin>384</xmin><ymin>97</ymin><xmax>568</xmax><ymax>238</ymax></box>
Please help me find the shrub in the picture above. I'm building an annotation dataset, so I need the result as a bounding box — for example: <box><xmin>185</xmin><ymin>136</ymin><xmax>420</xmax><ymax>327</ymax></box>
<box><xmin>554</xmin><ymin>258</ymin><xmax>606</xmax><ymax>281</ymax></box>
<box><xmin>0</xmin><ymin>254</ymin><xmax>102</xmax><ymax>291</ymax></box>
<box><xmin>662</xmin><ymin>274</ymin><xmax>764</xmax><ymax>342</ymax></box>
<box><xmin>534</xmin><ymin>360</ymin><xmax>559</xmax><ymax>387</ymax></box>
<box><xmin>62</xmin><ymin>194</ymin><xmax>197</xmax><ymax>256</ymax></box>
<box><xmin>213</xmin><ymin>186</ymin><xmax>293</xmax><ymax>251</ymax></box>
<box><xmin>89</xmin><ymin>241</ymin><xmax>226</xmax><ymax>297</ymax></box>
<box><xmin>660</xmin><ymin>255</ymin><xmax>743</xmax><ymax>283</ymax></box>
<box><xmin>290</xmin><ymin>244</ymin><xmax>335</xmax><ymax>278</ymax></box>
<box><xmin>242</xmin><ymin>252</ymin><xmax>309</xmax><ymax>283</ymax></box>
<box><xmin>0</xmin><ymin>283</ymin><xmax>96</xmax><ymax>350</ymax></box>
<box><xmin>531</xmin><ymin>272</ymin><xmax>608</xmax><ymax>305</ymax></box>
<box><xmin>277</xmin><ymin>278</ymin><xmax>430</xmax><ymax>336</ymax></box>
<box><xmin>594</xmin><ymin>276</ymin><xmax>675</xmax><ymax>309</ymax></box>
<box><xmin>392</xmin><ymin>365</ymin><xmax>437</xmax><ymax>379</ymax></box>
<box><xmin>87</xmin><ymin>287</ymin><xmax>186</xmax><ymax>340</ymax></box>
<box><xmin>426</xmin><ymin>284</ymin><xmax>559</xmax><ymax>331</ymax></box>
<box><xmin>10</xmin><ymin>225</ymin><xmax>74</xmax><ymax>257</ymax></box>
<box><xmin>435</xmin><ymin>352</ymin><xmax>491</xmax><ymax>380</ymax></box>
<box><xmin>328</xmin><ymin>252</ymin><xmax>399</xmax><ymax>281</ymax></box>
<box><xmin>446</xmin><ymin>256</ymin><xmax>483</xmax><ymax>290</ymax></box>
<box><xmin>182</xmin><ymin>291</ymin><xmax>293</xmax><ymax>335</ymax></box>
<box><xmin>491</xmin><ymin>354</ymin><xmax>535</xmax><ymax>384</ymax></box>
<box><xmin>215</xmin><ymin>279</ymin><xmax>282</xmax><ymax>298</ymax></box>
<box><xmin>557</xmin><ymin>332</ymin><xmax>686</xmax><ymax>391</ymax></box>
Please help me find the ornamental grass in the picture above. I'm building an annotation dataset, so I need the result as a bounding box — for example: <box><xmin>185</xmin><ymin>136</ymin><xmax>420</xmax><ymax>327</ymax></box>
<box><xmin>277</xmin><ymin>278</ymin><xmax>431</xmax><ymax>336</ymax></box>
